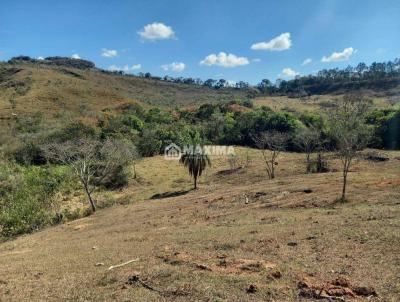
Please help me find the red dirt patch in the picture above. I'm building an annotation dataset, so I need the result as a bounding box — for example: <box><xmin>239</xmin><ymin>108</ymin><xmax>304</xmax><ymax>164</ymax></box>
<box><xmin>160</xmin><ymin>252</ymin><xmax>275</xmax><ymax>275</ymax></box>
<box><xmin>297</xmin><ymin>274</ymin><xmax>377</xmax><ymax>300</ymax></box>
<box><xmin>376</xmin><ymin>178</ymin><xmax>400</xmax><ymax>187</ymax></box>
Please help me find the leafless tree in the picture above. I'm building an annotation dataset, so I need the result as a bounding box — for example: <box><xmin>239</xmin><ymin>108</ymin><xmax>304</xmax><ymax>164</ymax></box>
<box><xmin>253</xmin><ymin>131</ymin><xmax>289</xmax><ymax>179</ymax></box>
<box><xmin>293</xmin><ymin>127</ymin><xmax>325</xmax><ymax>173</ymax></box>
<box><xmin>329</xmin><ymin>95</ymin><xmax>371</xmax><ymax>202</ymax></box>
<box><xmin>44</xmin><ymin>139</ymin><xmax>135</xmax><ymax>212</ymax></box>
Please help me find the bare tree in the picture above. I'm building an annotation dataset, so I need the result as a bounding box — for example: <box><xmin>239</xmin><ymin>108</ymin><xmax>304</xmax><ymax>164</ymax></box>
<box><xmin>44</xmin><ymin>139</ymin><xmax>135</xmax><ymax>212</ymax></box>
<box><xmin>329</xmin><ymin>95</ymin><xmax>371</xmax><ymax>202</ymax></box>
<box><xmin>253</xmin><ymin>131</ymin><xmax>289</xmax><ymax>179</ymax></box>
<box><xmin>293</xmin><ymin>127</ymin><xmax>324</xmax><ymax>173</ymax></box>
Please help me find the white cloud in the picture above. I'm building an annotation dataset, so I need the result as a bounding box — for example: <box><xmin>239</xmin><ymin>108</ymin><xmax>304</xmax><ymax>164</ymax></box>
<box><xmin>138</xmin><ymin>22</ymin><xmax>175</xmax><ymax>40</ymax></box>
<box><xmin>101</xmin><ymin>49</ymin><xmax>118</xmax><ymax>58</ymax></box>
<box><xmin>161</xmin><ymin>62</ymin><xmax>185</xmax><ymax>72</ymax></box>
<box><xmin>252</xmin><ymin>58</ymin><xmax>261</xmax><ymax>62</ymax></box>
<box><xmin>251</xmin><ymin>32</ymin><xmax>292</xmax><ymax>51</ymax></box>
<box><xmin>109</xmin><ymin>64</ymin><xmax>141</xmax><ymax>73</ymax></box>
<box><xmin>302</xmin><ymin>58</ymin><xmax>312</xmax><ymax>66</ymax></box>
<box><xmin>71</xmin><ymin>54</ymin><xmax>81</xmax><ymax>59</ymax></box>
<box><xmin>200</xmin><ymin>52</ymin><xmax>250</xmax><ymax>68</ymax></box>
<box><xmin>37</xmin><ymin>56</ymin><xmax>44</xmax><ymax>60</ymax></box>
<box><xmin>279</xmin><ymin>68</ymin><xmax>299</xmax><ymax>78</ymax></box>
<box><xmin>321</xmin><ymin>47</ymin><xmax>356</xmax><ymax>62</ymax></box>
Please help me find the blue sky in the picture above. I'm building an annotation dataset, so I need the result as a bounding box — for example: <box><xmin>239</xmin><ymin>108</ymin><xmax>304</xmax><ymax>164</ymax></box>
<box><xmin>1</xmin><ymin>0</ymin><xmax>399</xmax><ymax>83</ymax></box>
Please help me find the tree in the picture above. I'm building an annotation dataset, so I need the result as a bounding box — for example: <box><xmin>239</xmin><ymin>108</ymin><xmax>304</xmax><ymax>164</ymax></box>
<box><xmin>329</xmin><ymin>95</ymin><xmax>371</xmax><ymax>202</ymax></box>
<box><xmin>257</xmin><ymin>79</ymin><xmax>272</xmax><ymax>93</ymax></box>
<box><xmin>44</xmin><ymin>139</ymin><xmax>134</xmax><ymax>212</ymax></box>
<box><xmin>253</xmin><ymin>131</ymin><xmax>289</xmax><ymax>179</ymax></box>
<box><xmin>293</xmin><ymin>127</ymin><xmax>324</xmax><ymax>173</ymax></box>
<box><xmin>179</xmin><ymin>133</ymin><xmax>211</xmax><ymax>189</ymax></box>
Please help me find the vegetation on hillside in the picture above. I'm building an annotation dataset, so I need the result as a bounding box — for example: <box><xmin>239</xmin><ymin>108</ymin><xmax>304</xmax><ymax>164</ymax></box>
<box><xmin>1</xmin><ymin>90</ymin><xmax>399</xmax><ymax>238</ymax></box>
<box><xmin>0</xmin><ymin>56</ymin><xmax>399</xmax><ymax>239</ymax></box>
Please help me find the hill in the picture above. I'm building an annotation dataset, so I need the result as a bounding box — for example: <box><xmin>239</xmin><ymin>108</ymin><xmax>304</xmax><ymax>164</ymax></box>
<box><xmin>1</xmin><ymin>57</ymin><xmax>400</xmax><ymax>129</ymax></box>
<box><xmin>0</xmin><ymin>58</ymin><xmax>250</xmax><ymax>126</ymax></box>
<box><xmin>0</xmin><ymin>148</ymin><xmax>399</xmax><ymax>301</ymax></box>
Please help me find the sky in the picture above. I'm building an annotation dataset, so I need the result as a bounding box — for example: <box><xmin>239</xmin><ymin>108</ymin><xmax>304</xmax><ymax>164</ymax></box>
<box><xmin>1</xmin><ymin>0</ymin><xmax>399</xmax><ymax>84</ymax></box>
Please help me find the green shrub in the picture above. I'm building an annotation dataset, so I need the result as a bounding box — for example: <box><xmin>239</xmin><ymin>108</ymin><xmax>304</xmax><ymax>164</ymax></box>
<box><xmin>0</xmin><ymin>165</ymin><xmax>69</xmax><ymax>237</ymax></box>
<box><xmin>367</xmin><ymin>108</ymin><xmax>400</xmax><ymax>149</ymax></box>
<box><xmin>46</xmin><ymin>121</ymin><xmax>97</xmax><ymax>143</ymax></box>
<box><xmin>92</xmin><ymin>162</ymin><xmax>131</xmax><ymax>190</ymax></box>
<box><xmin>137</xmin><ymin>123</ymin><xmax>195</xmax><ymax>156</ymax></box>
<box><xmin>145</xmin><ymin>108</ymin><xmax>173</xmax><ymax>124</ymax></box>
<box><xmin>15</xmin><ymin>112</ymin><xmax>43</xmax><ymax>133</ymax></box>
<box><xmin>11</xmin><ymin>141</ymin><xmax>47</xmax><ymax>165</ymax></box>
<box><xmin>99</xmin><ymin>114</ymin><xmax>143</xmax><ymax>140</ymax></box>
<box><xmin>137</xmin><ymin>128</ymin><xmax>163</xmax><ymax>156</ymax></box>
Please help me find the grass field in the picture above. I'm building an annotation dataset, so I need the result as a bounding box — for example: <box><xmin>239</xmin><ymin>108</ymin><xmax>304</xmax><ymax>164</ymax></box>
<box><xmin>253</xmin><ymin>94</ymin><xmax>397</xmax><ymax>113</ymax></box>
<box><xmin>0</xmin><ymin>62</ymin><xmax>248</xmax><ymax>125</ymax></box>
<box><xmin>0</xmin><ymin>148</ymin><xmax>399</xmax><ymax>301</ymax></box>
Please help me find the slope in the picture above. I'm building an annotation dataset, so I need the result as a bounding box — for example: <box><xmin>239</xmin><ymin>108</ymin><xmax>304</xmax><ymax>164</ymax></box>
<box><xmin>0</xmin><ymin>150</ymin><xmax>399</xmax><ymax>301</ymax></box>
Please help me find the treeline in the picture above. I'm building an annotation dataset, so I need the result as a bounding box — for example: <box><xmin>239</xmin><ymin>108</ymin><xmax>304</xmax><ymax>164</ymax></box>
<box><xmin>104</xmin><ymin>59</ymin><xmax>400</xmax><ymax>95</ymax></box>
<box><xmin>8</xmin><ymin>56</ymin><xmax>95</xmax><ymax>69</ymax></box>
<box><xmin>8</xmin><ymin>99</ymin><xmax>400</xmax><ymax>168</ymax></box>
<box><xmin>261</xmin><ymin>59</ymin><xmax>400</xmax><ymax>96</ymax></box>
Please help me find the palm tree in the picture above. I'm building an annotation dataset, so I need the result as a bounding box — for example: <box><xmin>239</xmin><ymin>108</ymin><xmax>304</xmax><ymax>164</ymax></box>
<box><xmin>179</xmin><ymin>133</ymin><xmax>211</xmax><ymax>189</ymax></box>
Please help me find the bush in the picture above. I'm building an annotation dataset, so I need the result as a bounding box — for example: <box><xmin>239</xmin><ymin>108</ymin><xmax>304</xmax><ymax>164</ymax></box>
<box><xmin>97</xmin><ymin>164</ymin><xmax>130</xmax><ymax>189</ymax></box>
<box><xmin>145</xmin><ymin>108</ymin><xmax>173</xmax><ymax>124</ymax></box>
<box><xmin>137</xmin><ymin>128</ymin><xmax>163</xmax><ymax>156</ymax></box>
<box><xmin>307</xmin><ymin>154</ymin><xmax>329</xmax><ymax>173</ymax></box>
<box><xmin>14</xmin><ymin>112</ymin><xmax>43</xmax><ymax>133</ymax></box>
<box><xmin>46</xmin><ymin>121</ymin><xmax>97</xmax><ymax>143</ymax></box>
<box><xmin>99</xmin><ymin>114</ymin><xmax>143</xmax><ymax>140</ymax></box>
<box><xmin>0</xmin><ymin>165</ymin><xmax>67</xmax><ymax>237</ymax></box>
<box><xmin>11</xmin><ymin>141</ymin><xmax>47</xmax><ymax>165</ymax></box>
<box><xmin>367</xmin><ymin>109</ymin><xmax>400</xmax><ymax>149</ymax></box>
<box><xmin>137</xmin><ymin>123</ymin><xmax>194</xmax><ymax>156</ymax></box>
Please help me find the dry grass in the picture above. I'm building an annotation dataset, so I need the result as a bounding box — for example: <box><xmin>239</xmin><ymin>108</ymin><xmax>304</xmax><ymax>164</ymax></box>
<box><xmin>0</xmin><ymin>149</ymin><xmax>399</xmax><ymax>301</ymax></box>
<box><xmin>0</xmin><ymin>63</ymin><xmax>248</xmax><ymax>125</ymax></box>
<box><xmin>253</xmin><ymin>95</ymin><xmax>393</xmax><ymax>113</ymax></box>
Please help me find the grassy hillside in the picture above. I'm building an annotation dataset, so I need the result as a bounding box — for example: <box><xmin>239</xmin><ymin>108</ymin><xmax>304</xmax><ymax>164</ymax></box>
<box><xmin>0</xmin><ymin>61</ymin><xmax>250</xmax><ymax>124</ymax></box>
<box><xmin>1</xmin><ymin>60</ymin><xmax>399</xmax><ymax>129</ymax></box>
<box><xmin>253</xmin><ymin>94</ymin><xmax>397</xmax><ymax>113</ymax></box>
<box><xmin>0</xmin><ymin>148</ymin><xmax>399</xmax><ymax>301</ymax></box>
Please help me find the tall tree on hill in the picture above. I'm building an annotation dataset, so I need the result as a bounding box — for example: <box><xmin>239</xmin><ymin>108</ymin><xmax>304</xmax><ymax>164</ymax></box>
<box><xmin>329</xmin><ymin>95</ymin><xmax>371</xmax><ymax>202</ymax></box>
<box><xmin>179</xmin><ymin>132</ymin><xmax>211</xmax><ymax>189</ymax></box>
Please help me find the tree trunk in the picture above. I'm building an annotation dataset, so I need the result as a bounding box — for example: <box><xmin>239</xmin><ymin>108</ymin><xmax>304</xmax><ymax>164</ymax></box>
<box><xmin>133</xmin><ymin>162</ymin><xmax>137</xmax><ymax>179</ymax></box>
<box><xmin>306</xmin><ymin>153</ymin><xmax>311</xmax><ymax>173</ymax></box>
<box><xmin>84</xmin><ymin>184</ymin><xmax>96</xmax><ymax>212</ymax></box>
<box><xmin>194</xmin><ymin>176</ymin><xmax>197</xmax><ymax>189</ymax></box>
<box><xmin>341</xmin><ymin>169</ymin><xmax>347</xmax><ymax>202</ymax></box>
<box><xmin>271</xmin><ymin>160</ymin><xmax>275</xmax><ymax>179</ymax></box>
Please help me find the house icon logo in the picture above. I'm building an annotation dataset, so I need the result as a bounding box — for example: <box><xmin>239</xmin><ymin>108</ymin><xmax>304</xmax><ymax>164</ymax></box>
<box><xmin>164</xmin><ymin>143</ymin><xmax>181</xmax><ymax>160</ymax></box>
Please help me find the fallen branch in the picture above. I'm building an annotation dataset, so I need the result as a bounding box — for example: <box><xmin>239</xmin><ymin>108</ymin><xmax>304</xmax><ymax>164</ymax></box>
<box><xmin>127</xmin><ymin>274</ymin><xmax>162</xmax><ymax>293</ymax></box>
<box><xmin>126</xmin><ymin>274</ymin><xmax>191</xmax><ymax>297</ymax></box>
<box><xmin>108</xmin><ymin>258</ymin><xmax>139</xmax><ymax>270</ymax></box>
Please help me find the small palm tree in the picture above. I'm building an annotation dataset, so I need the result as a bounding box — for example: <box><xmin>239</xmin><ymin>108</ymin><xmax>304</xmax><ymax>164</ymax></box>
<box><xmin>180</xmin><ymin>133</ymin><xmax>211</xmax><ymax>189</ymax></box>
